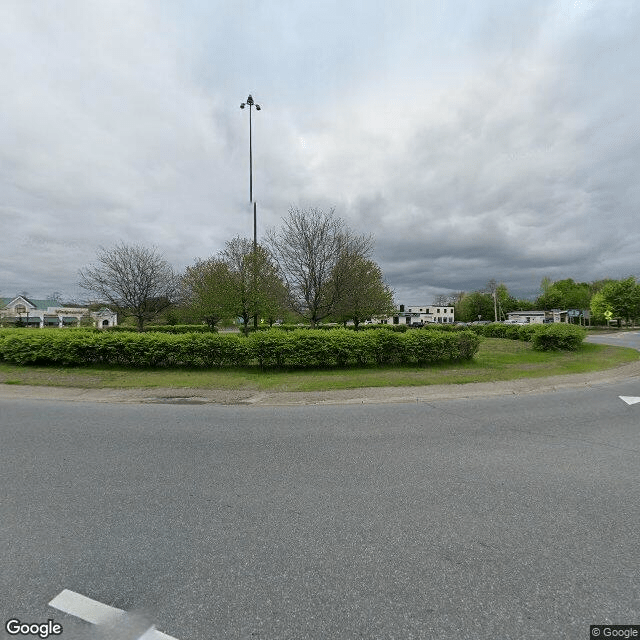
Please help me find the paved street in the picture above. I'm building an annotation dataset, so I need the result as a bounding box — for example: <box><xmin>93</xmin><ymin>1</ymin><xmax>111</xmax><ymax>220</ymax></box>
<box><xmin>586</xmin><ymin>329</ymin><xmax>640</xmax><ymax>351</ymax></box>
<box><xmin>2</xmin><ymin>376</ymin><xmax>640</xmax><ymax>639</ymax></box>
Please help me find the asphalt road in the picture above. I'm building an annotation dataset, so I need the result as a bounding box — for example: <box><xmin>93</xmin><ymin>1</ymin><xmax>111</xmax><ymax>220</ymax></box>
<box><xmin>586</xmin><ymin>329</ymin><xmax>640</xmax><ymax>351</ymax></box>
<box><xmin>2</xmin><ymin>376</ymin><xmax>640</xmax><ymax>639</ymax></box>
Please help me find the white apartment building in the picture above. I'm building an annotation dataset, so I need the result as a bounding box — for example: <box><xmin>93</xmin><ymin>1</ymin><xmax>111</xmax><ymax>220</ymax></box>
<box><xmin>384</xmin><ymin>304</ymin><xmax>455</xmax><ymax>326</ymax></box>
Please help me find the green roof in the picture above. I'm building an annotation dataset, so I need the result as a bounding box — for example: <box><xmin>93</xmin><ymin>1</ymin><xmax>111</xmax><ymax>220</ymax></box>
<box><xmin>1</xmin><ymin>297</ymin><xmax>61</xmax><ymax>310</ymax></box>
<box><xmin>27</xmin><ymin>299</ymin><xmax>60</xmax><ymax>310</ymax></box>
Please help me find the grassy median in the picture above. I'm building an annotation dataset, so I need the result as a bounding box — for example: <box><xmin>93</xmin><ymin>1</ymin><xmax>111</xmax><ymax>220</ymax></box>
<box><xmin>0</xmin><ymin>338</ymin><xmax>637</xmax><ymax>392</ymax></box>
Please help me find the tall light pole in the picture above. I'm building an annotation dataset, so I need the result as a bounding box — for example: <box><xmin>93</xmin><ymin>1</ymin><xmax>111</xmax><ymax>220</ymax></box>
<box><xmin>240</xmin><ymin>94</ymin><xmax>261</xmax><ymax>250</ymax></box>
<box><xmin>240</xmin><ymin>94</ymin><xmax>261</xmax><ymax>330</ymax></box>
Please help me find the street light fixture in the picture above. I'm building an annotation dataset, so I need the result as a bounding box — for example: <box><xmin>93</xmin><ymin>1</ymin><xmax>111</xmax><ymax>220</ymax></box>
<box><xmin>240</xmin><ymin>94</ymin><xmax>261</xmax><ymax>331</ymax></box>
<box><xmin>240</xmin><ymin>94</ymin><xmax>261</xmax><ymax>249</ymax></box>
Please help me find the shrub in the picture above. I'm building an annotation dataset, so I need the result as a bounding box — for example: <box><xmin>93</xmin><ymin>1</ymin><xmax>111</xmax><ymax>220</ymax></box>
<box><xmin>517</xmin><ymin>324</ymin><xmax>543</xmax><ymax>342</ymax></box>
<box><xmin>531</xmin><ymin>324</ymin><xmax>586</xmax><ymax>351</ymax></box>
<box><xmin>419</xmin><ymin>323</ymin><xmax>463</xmax><ymax>332</ymax></box>
<box><xmin>456</xmin><ymin>331</ymin><xmax>483</xmax><ymax>359</ymax></box>
<box><xmin>372</xmin><ymin>329</ymin><xmax>405</xmax><ymax>364</ymax></box>
<box><xmin>249</xmin><ymin>331</ymin><xmax>292</xmax><ymax>368</ymax></box>
<box><xmin>145</xmin><ymin>324</ymin><xmax>218</xmax><ymax>334</ymax></box>
<box><xmin>0</xmin><ymin>327</ymin><xmax>480</xmax><ymax>369</ymax></box>
<box><xmin>287</xmin><ymin>331</ymin><xmax>334</xmax><ymax>367</ymax></box>
<box><xmin>459</xmin><ymin>322</ymin><xmax>586</xmax><ymax>351</ymax></box>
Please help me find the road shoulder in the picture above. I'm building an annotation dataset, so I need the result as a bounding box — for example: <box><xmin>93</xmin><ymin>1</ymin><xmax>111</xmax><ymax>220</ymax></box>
<box><xmin>1</xmin><ymin>359</ymin><xmax>639</xmax><ymax>406</ymax></box>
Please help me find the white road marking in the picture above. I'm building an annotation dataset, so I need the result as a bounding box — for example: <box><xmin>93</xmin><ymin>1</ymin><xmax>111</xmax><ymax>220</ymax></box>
<box><xmin>619</xmin><ymin>396</ymin><xmax>640</xmax><ymax>405</ymax></box>
<box><xmin>48</xmin><ymin>589</ymin><xmax>179</xmax><ymax>639</ymax></box>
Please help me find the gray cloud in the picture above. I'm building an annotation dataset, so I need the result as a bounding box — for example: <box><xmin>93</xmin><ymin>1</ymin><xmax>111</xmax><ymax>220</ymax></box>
<box><xmin>1</xmin><ymin>0</ymin><xmax>638</xmax><ymax>306</ymax></box>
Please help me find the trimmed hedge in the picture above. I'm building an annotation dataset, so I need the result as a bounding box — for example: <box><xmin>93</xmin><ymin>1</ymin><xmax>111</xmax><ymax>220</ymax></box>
<box><xmin>465</xmin><ymin>322</ymin><xmax>586</xmax><ymax>350</ymax></box>
<box><xmin>0</xmin><ymin>322</ymin><xmax>585</xmax><ymax>369</ymax></box>
<box><xmin>530</xmin><ymin>323</ymin><xmax>586</xmax><ymax>351</ymax></box>
<box><xmin>0</xmin><ymin>328</ymin><xmax>480</xmax><ymax>369</ymax></box>
<box><xmin>254</xmin><ymin>323</ymin><xmax>410</xmax><ymax>332</ymax></box>
<box><xmin>104</xmin><ymin>324</ymin><xmax>217</xmax><ymax>333</ymax></box>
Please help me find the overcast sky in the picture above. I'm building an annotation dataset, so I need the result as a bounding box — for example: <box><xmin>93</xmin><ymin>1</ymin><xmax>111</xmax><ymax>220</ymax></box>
<box><xmin>1</xmin><ymin>0</ymin><xmax>638</xmax><ymax>305</ymax></box>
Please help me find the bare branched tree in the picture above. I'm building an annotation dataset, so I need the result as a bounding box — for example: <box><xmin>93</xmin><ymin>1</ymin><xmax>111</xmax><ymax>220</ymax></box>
<box><xmin>79</xmin><ymin>243</ymin><xmax>179</xmax><ymax>331</ymax></box>
<box><xmin>267</xmin><ymin>207</ymin><xmax>373</xmax><ymax>327</ymax></box>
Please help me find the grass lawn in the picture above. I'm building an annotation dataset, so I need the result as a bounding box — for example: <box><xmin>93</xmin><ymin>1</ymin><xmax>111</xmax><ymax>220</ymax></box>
<box><xmin>0</xmin><ymin>338</ymin><xmax>637</xmax><ymax>393</ymax></box>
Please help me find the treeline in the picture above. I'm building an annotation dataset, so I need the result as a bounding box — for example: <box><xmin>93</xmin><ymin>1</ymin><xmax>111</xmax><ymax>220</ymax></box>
<box><xmin>78</xmin><ymin>207</ymin><xmax>395</xmax><ymax>332</ymax></box>
<box><xmin>450</xmin><ymin>277</ymin><xmax>640</xmax><ymax>325</ymax></box>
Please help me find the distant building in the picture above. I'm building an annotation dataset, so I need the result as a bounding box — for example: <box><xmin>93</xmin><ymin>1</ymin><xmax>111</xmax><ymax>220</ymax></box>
<box><xmin>383</xmin><ymin>304</ymin><xmax>455</xmax><ymax>326</ymax></box>
<box><xmin>506</xmin><ymin>310</ymin><xmax>569</xmax><ymax>324</ymax></box>
<box><xmin>0</xmin><ymin>296</ymin><xmax>117</xmax><ymax>328</ymax></box>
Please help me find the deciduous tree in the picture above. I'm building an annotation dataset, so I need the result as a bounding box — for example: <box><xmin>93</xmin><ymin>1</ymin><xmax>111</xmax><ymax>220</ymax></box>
<box><xmin>182</xmin><ymin>257</ymin><xmax>232</xmax><ymax>329</ymax></box>
<box><xmin>267</xmin><ymin>207</ymin><xmax>373</xmax><ymax>327</ymax></box>
<box><xmin>595</xmin><ymin>277</ymin><xmax>640</xmax><ymax>325</ymax></box>
<box><xmin>455</xmin><ymin>291</ymin><xmax>495</xmax><ymax>323</ymax></box>
<box><xmin>536</xmin><ymin>278</ymin><xmax>592</xmax><ymax>310</ymax></box>
<box><xmin>78</xmin><ymin>243</ymin><xmax>179</xmax><ymax>331</ymax></box>
<box><xmin>221</xmin><ymin>237</ymin><xmax>288</xmax><ymax>334</ymax></box>
<box><xmin>332</xmin><ymin>254</ymin><xmax>395</xmax><ymax>329</ymax></box>
<box><xmin>183</xmin><ymin>238</ymin><xmax>288</xmax><ymax>334</ymax></box>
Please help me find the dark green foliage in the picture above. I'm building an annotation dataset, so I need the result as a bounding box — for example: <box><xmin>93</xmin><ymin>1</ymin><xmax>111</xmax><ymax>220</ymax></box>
<box><xmin>536</xmin><ymin>278</ymin><xmax>592</xmax><ymax>310</ymax></box>
<box><xmin>0</xmin><ymin>327</ymin><xmax>480</xmax><ymax>369</ymax></box>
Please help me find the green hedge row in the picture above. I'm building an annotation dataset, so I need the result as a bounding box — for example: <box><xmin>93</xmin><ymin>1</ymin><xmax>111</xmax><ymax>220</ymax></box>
<box><xmin>103</xmin><ymin>324</ymin><xmax>217</xmax><ymax>333</ymax></box>
<box><xmin>464</xmin><ymin>322</ymin><xmax>586</xmax><ymax>350</ymax></box>
<box><xmin>252</xmin><ymin>323</ymin><xmax>410</xmax><ymax>332</ymax></box>
<box><xmin>0</xmin><ymin>328</ymin><xmax>479</xmax><ymax>369</ymax></box>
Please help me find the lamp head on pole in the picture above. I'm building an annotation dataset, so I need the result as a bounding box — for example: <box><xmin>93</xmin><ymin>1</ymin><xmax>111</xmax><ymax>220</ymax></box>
<box><xmin>240</xmin><ymin>95</ymin><xmax>260</xmax><ymax>110</ymax></box>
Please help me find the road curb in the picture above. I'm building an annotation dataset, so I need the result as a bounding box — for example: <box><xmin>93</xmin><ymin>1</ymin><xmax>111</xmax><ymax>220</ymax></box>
<box><xmin>1</xmin><ymin>360</ymin><xmax>639</xmax><ymax>406</ymax></box>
